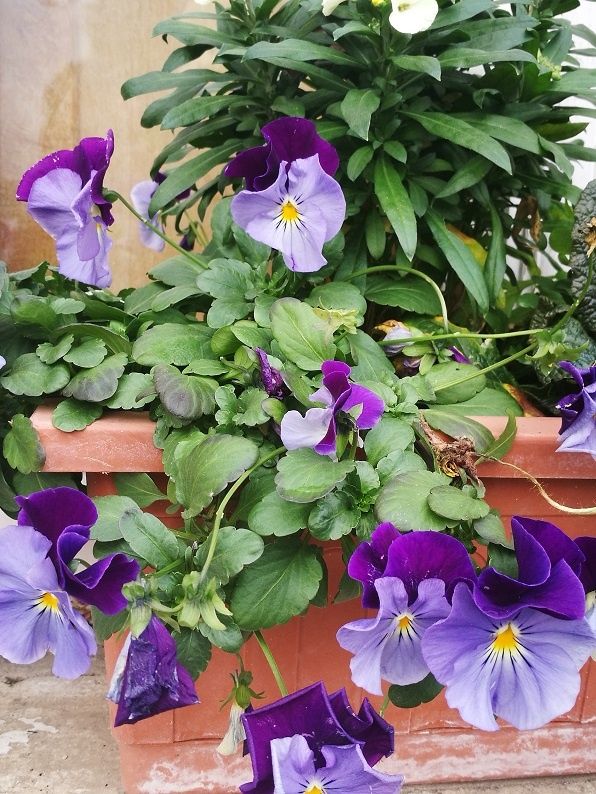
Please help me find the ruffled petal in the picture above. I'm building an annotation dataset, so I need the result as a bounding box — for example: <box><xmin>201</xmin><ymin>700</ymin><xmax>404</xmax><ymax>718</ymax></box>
<box><xmin>280</xmin><ymin>407</ymin><xmax>332</xmax><ymax>450</ymax></box>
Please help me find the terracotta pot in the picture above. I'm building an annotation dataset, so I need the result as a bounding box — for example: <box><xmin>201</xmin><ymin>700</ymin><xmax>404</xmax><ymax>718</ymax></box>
<box><xmin>30</xmin><ymin>407</ymin><xmax>596</xmax><ymax>793</ymax></box>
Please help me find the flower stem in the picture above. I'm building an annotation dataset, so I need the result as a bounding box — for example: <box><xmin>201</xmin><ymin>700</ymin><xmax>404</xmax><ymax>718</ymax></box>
<box><xmin>379</xmin><ymin>692</ymin><xmax>391</xmax><ymax>717</ymax></box>
<box><xmin>346</xmin><ymin>264</ymin><xmax>449</xmax><ymax>332</ymax></box>
<box><xmin>377</xmin><ymin>328</ymin><xmax>546</xmax><ymax>346</ymax></box>
<box><xmin>254</xmin><ymin>630</ymin><xmax>288</xmax><ymax>697</ymax></box>
<box><xmin>200</xmin><ymin>446</ymin><xmax>285</xmax><ymax>582</ymax></box>
<box><xmin>433</xmin><ymin>344</ymin><xmax>534</xmax><ymax>393</ymax></box>
<box><xmin>111</xmin><ymin>190</ymin><xmax>205</xmax><ymax>265</ymax></box>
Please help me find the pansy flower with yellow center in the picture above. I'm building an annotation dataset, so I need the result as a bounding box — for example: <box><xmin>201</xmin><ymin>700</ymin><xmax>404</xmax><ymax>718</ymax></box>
<box><xmin>422</xmin><ymin>583</ymin><xmax>595</xmax><ymax>731</ymax></box>
<box><xmin>231</xmin><ymin>154</ymin><xmax>345</xmax><ymax>273</ymax></box>
<box><xmin>0</xmin><ymin>524</ymin><xmax>96</xmax><ymax>679</ymax></box>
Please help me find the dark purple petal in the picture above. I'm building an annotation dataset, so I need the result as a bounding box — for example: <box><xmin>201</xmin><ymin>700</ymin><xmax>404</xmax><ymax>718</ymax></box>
<box><xmin>575</xmin><ymin>536</ymin><xmax>596</xmax><ymax>594</ymax></box>
<box><xmin>340</xmin><ymin>384</ymin><xmax>385</xmax><ymax>430</ymax></box>
<box><xmin>63</xmin><ymin>552</ymin><xmax>140</xmax><ymax>615</ymax></box>
<box><xmin>225</xmin><ymin>144</ymin><xmax>271</xmax><ymax>192</ymax></box>
<box><xmin>556</xmin><ymin>361</ymin><xmax>596</xmax><ymax>433</ymax></box>
<box><xmin>474</xmin><ymin>516</ymin><xmax>586</xmax><ymax>619</ymax></box>
<box><xmin>449</xmin><ymin>346</ymin><xmax>471</xmax><ymax>364</ymax></box>
<box><xmin>313</xmin><ymin>414</ymin><xmax>338</xmax><ymax>456</ymax></box>
<box><xmin>328</xmin><ymin>689</ymin><xmax>394</xmax><ymax>766</ymax></box>
<box><xmin>384</xmin><ymin>530</ymin><xmax>476</xmax><ymax>603</ymax></box>
<box><xmin>240</xmin><ymin>682</ymin><xmax>364</xmax><ymax>794</ymax></box>
<box><xmin>348</xmin><ymin>522</ymin><xmax>401</xmax><ymax>608</ymax></box>
<box><xmin>255</xmin><ymin>348</ymin><xmax>286</xmax><ymax>399</ymax></box>
<box><xmin>110</xmin><ymin>616</ymin><xmax>198</xmax><ymax>726</ymax></box>
<box><xmin>321</xmin><ymin>359</ymin><xmax>351</xmax><ymax>403</ymax></box>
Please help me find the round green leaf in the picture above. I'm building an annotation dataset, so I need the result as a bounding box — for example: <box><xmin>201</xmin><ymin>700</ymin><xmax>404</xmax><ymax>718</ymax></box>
<box><xmin>270</xmin><ymin>298</ymin><xmax>336</xmax><ymax>371</ymax></box>
<box><xmin>375</xmin><ymin>470</ymin><xmax>450</xmax><ymax>531</ymax></box>
<box><xmin>388</xmin><ymin>674</ymin><xmax>443</xmax><ymax>709</ymax></box>
<box><xmin>52</xmin><ymin>399</ymin><xmax>103</xmax><ymax>432</ymax></box>
<box><xmin>275</xmin><ymin>449</ymin><xmax>355</xmax><ymax>504</ymax></box>
<box><xmin>427</xmin><ymin>485</ymin><xmax>490</xmax><ymax>521</ymax></box>
<box><xmin>63</xmin><ymin>353</ymin><xmax>127</xmax><ymax>402</ymax></box>
<box><xmin>1</xmin><ymin>353</ymin><xmax>70</xmax><ymax>397</ymax></box>
<box><xmin>248</xmin><ymin>490</ymin><xmax>311</xmax><ymax>536</ymax></box>
<box><xmin>425</xmin><ymin>362</ymin><xmax>486</xmax><ymax>404</ymax></box>
<box><xmin>3</xmin><ymin>414</ymin><xmax>46</xmax><ymax>474</ymax></box>
<box><xmin>132</xmin><ymin>322</ymin><xmax>214</xmax><ymax>366</ymax></box>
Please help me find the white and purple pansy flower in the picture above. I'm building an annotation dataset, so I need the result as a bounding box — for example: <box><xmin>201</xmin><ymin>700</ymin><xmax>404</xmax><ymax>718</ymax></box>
<box><xmin>556</xmin><ymin>360</ymin><xmax>596</xmax><ymax>459</ymax></box>
<box><xmin>280</xmin><ymin>360</ymin><xmax>384</xmax><ymax>457</ymax></box>
<box><xmin>421</xmin><ymin>582</ymin><xmax>595</xmax><ymax>731</ymax></box>
<box><xmin>270</xmin><ymin>734</ymin><xmax>402</xmax><ymax>794</ymax></box>
<box><xmin>231</xmin><ymin>154</ymin><xmax>346</xmax><ymax>273</ymax></box>
<box><xmin>474</xmin><ymin>515</ymin><xmax>587</xmax><ymax>621</ymax></box>
<box><xmin>130</xmin><ymin>178</ymin><xmax>165</xmax><ymax>252</ymax></box>
<box><xmin>107</xmin><ymin>615</ymin><xmax>198</xmax><ymax>726</ymax></box>
<box><xmin>338</xmin><ymin>530</ymin><xmax>476</xmax><ymax>693</ymax></box>
<box><xmin>0</xmin><ymin>523</ymin><xmax>96</xmax><ymax>679</ymax></box>
<box><xmin>16</xmin><ymin>487</ymin><xmax>140</xmax><ymax>615</ymax></box>
<box><xmin>240</xmin><ymin>682</ymin><xmax>395</xmax><ymax>794</ymax></box>
<box><xmin>16</xmin><ymin>131</ymin><xmax>115</xmax><ymax>288</ymax></box>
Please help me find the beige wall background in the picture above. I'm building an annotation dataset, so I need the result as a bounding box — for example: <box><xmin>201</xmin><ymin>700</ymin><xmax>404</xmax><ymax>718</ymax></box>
<box><xmin>0</xmin><ymin>0</ymin><xmax>201</xmax><ymax>290</ymax></box>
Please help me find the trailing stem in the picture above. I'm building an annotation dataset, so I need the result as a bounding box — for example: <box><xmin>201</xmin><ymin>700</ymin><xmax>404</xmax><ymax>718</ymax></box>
<box><xmin>254</xmin><ymin>630</ymin><xmax>289</xmax><ymax>697</ymax></box>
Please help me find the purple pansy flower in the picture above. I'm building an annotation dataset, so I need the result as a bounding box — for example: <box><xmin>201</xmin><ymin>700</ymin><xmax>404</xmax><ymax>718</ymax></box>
<box><xmin>255</xmin><ymin>348</ymin><xmax>287</xmax><ymax>400</ymax></box>
<box><xmin>576</xmin><ymin>537</ymin><xmax>596</xmax><ymax>648</ymax></box>
<box><xmin>0</xmin><ymin>523</ymin><xmax>96</xmax><ymax>679</ymax></box>
<box><xmin>422</xmin><ymin>583</ymin><xmax>594</xmax><ymax>731</ymax></box>
<box><xmin>449</xmin><ymin>346</ymin><xmax>471</xmax><ymax>364</ymax></box>
<box><xmin>0</xmin><ymin>355</ymin><xmax>5</xmax><ymax>370</ymax></box>
<box><xmin>474</xmin><ymin>515</ymin><xmax>586</xmax><ymax>620</ymax></box>
<box><xmin>338</xmin><ymin>577</ymin><xmax>450</xmax><ymax>693</ymax></box>
<box><xmin>339</xmin><ymin>531</ymin><xmax>475</xmax><ymax>692</ymax></box>
<box><xmin>556</xmin><ymin>361</ymin><xmax>596</xmax><ymax>458</ymax></box>
<box><xmin>16</xmin><ymin>131</ymin><xmax>115</xmax><ymax>288</ymax></box>
<box><xmin>270</xmin><ymin>734</ymin><xmax>403</xmax><ymax>794</ymax></box>
<box><xmin>107</xmin><ymin>615</ymin><xmax>198</xmax><ymax>726</ymax></box>
<box><xmin>16</xmin><ymin>487</ymin><xmax>140</xmax><ymax>615</ymax></box>
<box><xmin>348</xmin><ymin>524</ymin><xmax>475</xmax><ymax>609</ymax></box>
<box><xmin>231</xmin><ymin>155</ymin><xmax>345</xmax><ymax>273</ymax></box>
<box><xmin>240</xmin><ymin>682</ymin><xmax>393</xmax><ymax>794</ymax></box>
<box><xmin>280</xmin><ymin>360</ymin><xmax>384</xmax><ymax>456</ymax></box>
<box><xmin>225</xmin><ymin>116</ymin><xmax>339</xmax><ymax>192</ymax></box>
<box><xmin>130</xmin><ymin>179</ymin><xmax>165</xmax><ymax>252</ymax></box>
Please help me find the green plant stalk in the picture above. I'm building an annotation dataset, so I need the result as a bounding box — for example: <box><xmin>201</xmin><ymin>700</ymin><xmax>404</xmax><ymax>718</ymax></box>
<box><xmin>379</xmin><ymin>692</ymin><xmax>391</xmax><ymax>717</ymax></box>
<box><xmin>552</xmin><ymin>252</ymin><xmax>594</xmax><ymax>333</ymax></box>
<box><xmin>200</xmin><ymin>445</ymin><xmax>285</xmax><ymax>582</ymax></box>
<box><xmin>254</xmin><ymin>630</ymin><xmax>288</xmax><ymax>697</ymax></box>
<box><xmin>111</xmin><ymin>190</ymin><xmax>205</xmax><ymax>265</ymax></box>
<box><xmin>377</xmin><ymin>328</ymin><xmax>547</xmax><ymax>346</ymax></box>
<box><xmin>433</xmin><ymin>344</ymin><xmax>535</xmax><ymax>393</ymax></box>
<box><xmin>346</xmin><ymin>265</ymin><xmax>450</xmax><ymax>332</ymax></box>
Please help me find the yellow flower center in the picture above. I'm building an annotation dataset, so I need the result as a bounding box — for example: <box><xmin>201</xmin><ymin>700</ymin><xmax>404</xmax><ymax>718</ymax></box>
<box><xmin>304</xmin><ymin>786</ymin><xmax>324</xmax><ymax>794</ymax></box>
<box><xmin>279</xmin><ymin>199</ymin><xmax>300</xmax><ymax>223</ymax></box>
<box><xmin>491</xmin><ymin>623</ymin><xmax>519</xmax><ymax>654</ymax></box>
<box><xmin>395</xmin><ymin>612</ymin><xmax>414</xmax><ymax>636</ymax></box>
<box><xmin>38</xmin><ymin>592</ymin><xmax>60</xmax><ymax>612</ymax></box>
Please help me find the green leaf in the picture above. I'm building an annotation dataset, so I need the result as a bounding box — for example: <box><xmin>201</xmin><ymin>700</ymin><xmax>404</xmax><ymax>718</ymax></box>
<box><xmin>428</xmin><ymin>485</ymin><xmax>490</xmax><ymax>520</ymax></box>
<box><xmin>248</xmin><ymin>490</ymin><xmax>310</xmax><ymax>536</ymax></box>
<box><xmin>231</xmin><ymin>538</ymin><xmax>322</xmax><ymax>630</ymax></box>
<box><xmin>474</xmin><ymin>511</ymin><xmax>513</xmax><ymax>549</ymax></box>
<box><xmin>1</xmin><ymin>353</ymin><xmax>70</xmax><ymax>397</ymax></box>
<box><xmin>404</xmin><ymin>112</ymin><xmax>511</xmax><ymax>173</ymax></box>
<box><xmin>113</xmin><ymin>473</ymin><xmax>167</xmax><ymax>508</ymax></box>
<box><xmin>392</xmin><ymin>55</ymin><xmax>441</xmax><ymax>80</ymax></box>
<box><xmin>276</xmin><ymin>449</ymin><xmax>355</xmax><ymax>503</ymax></box>
<box><xmin>481</xmin><ymin>413</ymin><xmax>517</xmax><ymax>460</ymax></box>
<box><xmin>347</xmin><ymin>146</ymin><xmax>374</xmax><ymax>181</ymax></box>
<box><xmin>373</xmin><ymin>156</ymin><xmax>417</xmax><ymax>260</ymax></box>
<box><xmin>375</xmin><ymin>470</ymin><xmax>450</xmax><ymax>531</ymax></box>
<box><xmin>437</xmin><ymin>387</ymin><xmax>523</xmax><ymax>416</ymax></box>
<box><xmin>388</xmin><ymin>674</ymin><xmax>443</xmax><ymax>709</ymax></box>
<box><xmin>121</xmin><ymin>68</ymin><xmax>225</xmax><ymax>99</ymax></box>
<box><xmin>488</xmin><ymin>543</ymin><xmax>518</xmax><ymax>578</ymax></box>
<box><xmin>63</xmin><ymin>338</ymin><xmax>108</xmax><ymax>368</ymax></box>
<box><xmin>175</xmin><ymin>434</ymin><xmax>259</xmax><ymax>518</ymax></box>
<box><xmin>348</xmin><ymin>330</ymin><xmax>395</xmax><ymax>381</ymax></box>
<box><xmin>195</xmin><ymin>526</ymin><xmax>264</xmax><ymax>584</ymax></box>
<box><xmin>244</xmin><ymin>39</ymin><xmax>362</xmax><ymax>68</ymax></box>
<box><xmin>365</xmin><ymin>275</ymin><xmax>441</xmax><ymax>314</ymax></box>
<box><xmin>57</xmin><ymin>323</ymin><xmax>131</xmax><ymax>355</ymax></box>
<box><xmin>270</xmin><ymin>298</ymin><xmax>336</xmax><ymax>371</ymax></box>
<box><xmin>104</xmin><ymin>373</ymin><xmax>155</xmax><ymax>410</ymax></box>
<box><xmin>455</xmin><ymin>113</ymin><xmax>541</xmax><ymax>155</ymax></box>
<box><xmin>485</xmin><ymin>206</ymin><xmax>506</xmax><ymax>302</ymax></box>
<box><xmin>423</xmin><ymin>409</ymin><xmax>494</xmax><ymax>454</ymax></box>
<box><xmin>426</xmin><ymin>211</ymin><xmax>489</xmax><ymax>312</ymax></box>
<box><xmin>36</xmin><ymin>334</ymin><xmax>75</xmax><ymax>364</ymax></box>
<box><xmin>174</xmin><ymin>628</ymin><xmax>212</xmax><ymax>680</ymax></box>
<box><xmin>425</xmin><ymin>362</ymin><xmax>486</xmax><ymax>405</ymax></box>
<box><xmin>119</xmin><ymin>508</ymin><xmax>180</xmax><ymax>568</ymax></box>
<box><xmin>150</xmin><ymin>255</ymin><xmax>206</xmax><ymax>287</ymax></box>
<box><xmin>307</xmin><ymin>282</ymin><xmax>367</xmax><ymax>319</ymax></box>
<box><xmin>436</xmin><ymin>156</ymin><xmax>492</xmax><ymax>198</ymax></box>
<box><xmin>234</xmin><ymin>388</ymin><xmax>270</xmax><ymax>427</ymax></box>
<box><xmin>199</xmin><ymin>619</ymin><xmax>243</xmax><ymax>653</ymax></box>
<box><xmin>308</xmin><ymin>492</ymin><xmax>360</xmax><ymax>540</ymax></box>
<box><xmin>364</xmin><ymin>418</ymin><xmax>415</xmax><ymax>466</ymax></box>
<box><xmin>438</xmin><ymin>48</ymin><xmax>535</xmax><ymax>69</ymax></box>
<box><xmin>431</xmin><ymin>0</ymin><xmax>493</xmax><ymax>28</ymax></box>
<box><xmin>63</xmin><ymin>353</ymin><xmax>127</xmax><ymax>402</ymax></box>
<box><xmin>3</xmin><ymin>415</ymin><xmax>46</xmax><ymax>474</ymax></box>
<box><xmin>91</xmin><ymin>495</ymin><xmax>139</xmax><ymax>541</ymax></box>
<box><xmin>12</xmin><ymin>472</ymin><xmax>78</xmax><ymax>496</ymax></box>
<box><xmin>52</xmin><ymin>399</ymin><xmax>103</xmax><ymax>432</ymax></box>
<box><xmin>162</xmin><ymin>94</ymin><xmax>253</xmax><ymax>130</ymax></box>
<box><xmin>133</xmin><ymin>323</ymin><xmax>214</xmax><ymax>366</ymax></box>
<box><xmin>376</xmin><ymin>450</ymin><xmax>427</xmax><ymax>484</ymax></box>
<box><xmin>341</xmin><ymin>89</ymin><xmax>380</xmax><ymax>140</ymax></box>
<box><xmin>91</xmin><ymin>607</ymin><xmax>128</xmax><ymax>643</ymax></box>
<box><xmin>151</xmin><ymin>285</ymin><xmax>202</xmax><ymax>312</ymax></box>
<box><xmin>12</xmin><ymin>297</ymin><xmax>58</xmax><ymax>330</ymax></box>
<box><xmin>153</xmin><ymin>364</ymin><xmax>217</xmax><ymax>420</ymax></box>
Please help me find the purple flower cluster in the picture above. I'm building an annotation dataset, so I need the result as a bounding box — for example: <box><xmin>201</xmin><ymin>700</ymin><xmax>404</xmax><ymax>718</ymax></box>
<box><xmin>338</xmin><ymin>518</ymin><xmax>596</xmax><ymax>731</ymax></box>
<box><xmin>280</xmin><ymin>360</ymin><xmax>384</xmax><ymax>457</ymax></box>
<box><xmin>17</xmin><ymin>132</ymin><xmax>115</xmax><ymax>288</ymax></box>
<box><xmin>0</xmin><ymin>487</ymin><xmax>139</xmax><ymax>679</ymax></box>
<box><xmin>240</xmin><ymin>682</ymin><xmax>402</xmax><ymax>793</ymax></box>
<box><xmin>556</xmin><ymin>361</ymin><xmax>596</xmax><ymax>459</ymax></box>
<box><xmin>227</xmin><ymin>117</ymin><xmax>346</xmax><ymax>272</ymax></box>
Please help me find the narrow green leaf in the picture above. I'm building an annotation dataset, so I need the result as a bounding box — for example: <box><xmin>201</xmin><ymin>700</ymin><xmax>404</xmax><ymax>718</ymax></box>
<box><xmin>392</xmin><ymin>55</ymin><xmax>441</xmax><ymax>81</ymax></box>
<box><xmin>373</xmin><ymin>156</ymin><xmax>417</xmax><ymax>260</ymax></box>
<box><xmin>423</xmin><ymin>409</ymin><xmax>494</xmax><ymax>454</ymax></box>
<box><xmin>162</xmin><ymin>94</ymin><xmax>252</xmax><ymax>130</ymax></box>
<box><xmin>341</xmin><ymin>89</ymin><xmax>380</xmax><ymax>140</ymax></box>
<box><xmin>113</xmin><ymin>473</ymin><xmax>167</xmax><ymax>508</ymax></box>
<box><xmin>244</xmin><ymin>39</ymin><xmax>362</xmax><ymax>68</ymax></box>
<box><xmin>481</xmin><ymin>414</ymin><xmax>517</xmax><ymax>461</ymax></box>
<box><xmin>485</xmin><ymin>206</ymin><xmax>506</xmax><ymax>302</ymax></box>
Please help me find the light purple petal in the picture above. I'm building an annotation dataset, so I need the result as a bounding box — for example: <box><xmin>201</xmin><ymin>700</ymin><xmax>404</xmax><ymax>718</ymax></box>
<box><xmin>280</xmin><ymin>407</ymin><xmax>332</xmax><ymax>450</ymax></box>
<box><xmin>271</xmin><ymin>735</ymin><xmax>316</xmax><ymax>793</ymax></box>
<box><xmin>286</xmin><ymin>154</ymin><xmax>346</xmax><ymax>241</ymax></box>
<box><xmin>131</xmin><ymin>179</ymin><xmax>165</xmax><ymax>251</ymax></box>
<box><xmin>318</xmin><ymin>743</ymin><xmax>403</xmax><ymax>793</ymax></box>
<box><xmin>48</xmin><ymin>592</ymin><xmax>97</xmax><ymax>679</ymax></box>
<box><xmin>0</xmin><ymin>524</ymin><xmax>54</xmax><ymax>580</ymax></box>
<box><xmin>26</xmin><ymin>168</ymin><xmax>82</xmax><ymax>234</ymax></box>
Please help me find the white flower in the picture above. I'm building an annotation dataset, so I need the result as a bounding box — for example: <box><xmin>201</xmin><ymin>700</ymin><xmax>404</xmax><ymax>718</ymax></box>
<box><xmin>389</xmin><ymin>0</ymin><xmax>438</xmax><ymax>34</ymax></box>
<box><xmin>216</xmin><ymin>702</ymin><xmax>246</xmax><ymax>756</ymax></box>
<box><xmin>322</xmin><ymin>0</ymin><xmax>347</xmax><ymax>14</ymax></box>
